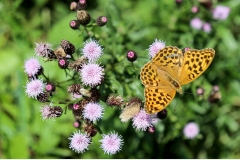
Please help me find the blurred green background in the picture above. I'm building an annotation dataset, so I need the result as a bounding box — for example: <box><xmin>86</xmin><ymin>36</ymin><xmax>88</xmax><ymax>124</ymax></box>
<box><xmin>1</xmin><ymin>0</ymin><xmax>240</xmax><ymax>158</ymax></box>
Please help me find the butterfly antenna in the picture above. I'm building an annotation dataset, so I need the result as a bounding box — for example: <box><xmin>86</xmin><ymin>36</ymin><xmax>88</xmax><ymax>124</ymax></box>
<box><xmin>183</xmin><ymin>91</ymin><xmax>194</xmax><ymax>95</ymax></box>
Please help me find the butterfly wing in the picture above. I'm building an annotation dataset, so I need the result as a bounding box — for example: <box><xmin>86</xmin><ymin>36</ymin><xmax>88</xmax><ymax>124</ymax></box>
<box><xmin>140</xmin><ymin>46</ymin><xmax>183</xmax><ymax>114</ymax></box>
<box><xmin>178</xmin><ymin>48</ymin><xmax>215</xmax><ymax>85</ymax></box>
<box><xmin>151</xmin><ymin>46</ymin><xmax>183</xmax><ymax>67</ymax></box>
<box><xmin>144</xmin><ymin>86</ymin><xmax>176</xmax><ymax>114</ymax></box>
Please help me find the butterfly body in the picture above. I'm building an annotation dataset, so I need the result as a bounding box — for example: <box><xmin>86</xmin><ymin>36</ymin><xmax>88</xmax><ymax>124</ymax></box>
<box><xmin>140</xmin><ymin>46</ymin><xmax>215</xmax><ymax>114</ymax></box>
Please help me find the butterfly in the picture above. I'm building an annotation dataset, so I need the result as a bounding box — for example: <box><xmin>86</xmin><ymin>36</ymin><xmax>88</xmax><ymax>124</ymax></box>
<box><xmin>140</xmin><ymin>46</ymin><xmax>215</xmax><ymax>114</ymax></box>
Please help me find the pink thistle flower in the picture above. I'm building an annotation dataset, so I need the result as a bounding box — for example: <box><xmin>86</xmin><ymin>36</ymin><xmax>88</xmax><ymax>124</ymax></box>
<box><xmin>203</xmin><ymin>23</ymin><xmax>211</xmax><ymax>33</ymax></box>
<box><xmin>82</xmin><ymin>38</ymin><xmax>103</xmax><ymax>62</ymax></box>
<box><xmin>183</xmin><ymin>122</ymin><xmax>199</xmax><ymax>139</ymax></box>
<box><xmin>24</xmin><ymin>58</ymin><xmax>42</xmax><ymax>76</ymax></box>
<box><xmin>25</xmin><ymin>79</ymin><xmax>45</xmax><ymax>98</ymax></box>
<box><xmin>147</xmin><ymin>39</ymin><xmax>166</xmax><ymax>58</ymax></box>
<box><xmin>35</xmin><ymin>42</ymin><xmax>52</xmax><ymax>57</ymax></box>
<box><xmin>39</xmin><ymin>105</ymin><xmax>52</xmax><ymax>120</ymax></box>
<box><xmin>39</xmin><ymin>104</ymin><xmax>57</xmax><ymax>121</ymax></box>
<box><xmin>212</xmin><ymin>5</ymin><xmax>230</xmax><ymax>20</ymax></box>
<box><xmin>69</xmin><ymin>131</ymin><xmax>91</xmax><ymax>153</ymax></box>
<box><xmin>80</xmin><ymin>63</ymin><xmax>104</xmax><ymax>87</ymax></box>
<box><xmin>132</xmin><ymin>110</ymin><xmax>152</xmax><ymax>131</ymax></box>
<box><xmin>191</xmin><ymin>6</ymin><xmax>198</xmax><ymax>13</ymax></box>
<box><xmin>83</xmin><ymin>102</ymin><xmax>104</xmax><ymax>122</ymax></box>
<box><xmin>99</xmin><ymin>131</ymin><xmax>123</xmax><ymax>155</ymax></box>
<box><xmin>190</xmin><ymin>18</ymin><xmax>203</xmax><ymax>30</ymax></box>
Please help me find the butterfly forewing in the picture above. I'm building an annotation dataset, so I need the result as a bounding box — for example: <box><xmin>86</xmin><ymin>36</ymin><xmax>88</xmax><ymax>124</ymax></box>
<box><xmin>178</xmin><ymin>48</ymin><xmax>215</xmax><ymax>85</ymax></box>
<box><xmin>151</xmin><ymin>46</ymin><xmax>183</xmax><ymax>68</ymax></box>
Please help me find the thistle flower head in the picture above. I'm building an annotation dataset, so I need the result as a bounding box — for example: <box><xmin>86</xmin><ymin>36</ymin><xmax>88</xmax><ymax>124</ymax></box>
<box><xmin>183</xmin><ymin>122</ymin><xmax>199</xmax><ymax>139</ymax></box>
<box><xmin>147</xmin><ymin>39</ymin><xmax>166</xmax><ymax>58</ymax></box>
<box><xmin>132</xmin><ymin>110</ymin><xmax>152</xmax><ymax>131</ymax></box>
<box><xmin>25</xmin><ymin>79</ymin><xmax>45</xmax><ymax>99</ymax></box>
<box><xmin>82</xmin><ymin>102</ymin><xmax>104</xmax><ymax>122</ymax></box>
<box><xmin>80</xmin><ymin>63</ymin><xmax>104</xmax><ymax>87</ymax></box>
<box><xmin>82</xmin><ymin>38</ymin><xmax>103</xmax><ymax>62</ymax></box>
<box><xmin>99</xmin><ymin>131</ymin><xmax>124</xmax><ymax>155</ymax></box>
<box><xmin>24</xmin><ymin>58</ymin><xmax>42</xmax><ymax>76</ymax></box>
<box><xmin>69</xmin><ymin>131</ymin><xmax>91</xmax><ymax>153</ymax></box>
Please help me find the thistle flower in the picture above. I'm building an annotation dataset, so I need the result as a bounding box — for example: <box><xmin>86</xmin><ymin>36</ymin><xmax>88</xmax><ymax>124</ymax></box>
<box><xmin>99</xmin><ymin>131</ymin><xmax>124</xmax><ymax>155</ymax></box>
<box><xmin>39</xmin><ymin>105</ymin><xmax>63</xmax><ymax>120</ymax></box>
<box><xmin>183</xmin><ymin>122</ymin><xmax>199</xmax><ymax>139</ymax></box>
<box><xmin>147</xmin><ymin>39</ymin><xmax>166</xmax><ymax>58</ymax></box>
<box><xmin>190</xmin><ymin>18</ymin><xmax>203</xmax><ymax>30</ymax></box>
<box><xmin>203</xmin><ymin>23</ymin><xmax>211</xmax><ymax>33</ymax></box>
<box><xmin>191</xmin><ymin>6</ymin><xmax>198</xmax><ymax>13</ymax></box>
<box><xmin>35</xmin><ymin>42</ymin><xmax>53</xmax><ymax>57</ymax></box>
<box><xmin>132</xmin><ymin>110</ymin><xmax>152</xmax><ymax>131</ymax></box>
<box><xmin>212</xmin><ymin>5</ymin><xmax>230</xmax><ymax>20</ymax></box>
<box><xmin>82</xmin><ymin>38</ymin><xmax>103</xmax><ymax>62</ymax></box>
<box><xmin>80</xmin><ymin>63</ymin><xmax>104</xmax><ymax>87</ymax></box>
<box><xmin>25</xmin><ymin>79</ymin><xmax>45</xmax><ymax>99</ymax></box>
<box><xmin>82</xmin><ymin>102</ymin><xmax>104</xmax><ymax>122</ymax></box>
<box><xmin>69</xmin><ymin>131</ymin><xmax>91</xmax><ymax>153</ymax></box>
<box><xmin>24</xmin><ymin>58</ymin><xmax>42</xmax><ymax>76</ymax></box>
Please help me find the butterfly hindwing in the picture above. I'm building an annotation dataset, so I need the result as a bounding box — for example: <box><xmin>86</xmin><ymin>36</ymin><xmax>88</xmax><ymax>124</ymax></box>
<box><xmin>144</xmin><ymin>86</ymin><xmax>176</xmax><ymax>114</ymax></box>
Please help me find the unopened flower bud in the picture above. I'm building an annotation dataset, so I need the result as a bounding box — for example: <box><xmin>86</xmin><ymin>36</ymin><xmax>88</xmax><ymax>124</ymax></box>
<box><xmin>126</xmin><ymin>50</ymin><xmax>137</xmax><ymax>62</ymax></box>
<box><xmin>96</xmin><ymin>16</ymin><xmax>108</xmax><ymax>27</ymax></box>
<box><xmin>77</xmin><ymin>0</ymin><xmax>87</xmax><ymax>10</ymax></box>
<box><xmin>46</xmin><ymin>82</ymin><xmax>56</xmax><ymax>93</ymax></box>
<box><xmin>37</xmin><ymin>92</ymin><xmax>49</xmax><ymax>102</ymax></box>
<box><xmin>61</xmin><ymin>40</ymin><xmax>75</xmax><ymax>55</ymax></box>
<box><xmin>77</xmin><ymin>10</ymin><xmax>91</xmax><ymax>25</ymax></box>
<box><xmin>69</xmin><ymin>20</ymin><xmax>81</xmax><ymax>30</ymax></box>
<box><xmin>70</xmin><ymin>2</ymin><xmax>78</xmax><ymax>11</ymax></box>
<box><xmin>157</xmin><ymin>109</ymin><xmax>168</xmax><ymax>119</ymax></box>
<box><xmin>58</xmin><ymin>58</ymin><xmax>69</xmax><ymax>69</ymax></box>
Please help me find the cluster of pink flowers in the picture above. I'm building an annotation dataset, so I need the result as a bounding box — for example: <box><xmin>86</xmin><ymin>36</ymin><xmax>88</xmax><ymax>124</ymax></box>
<box><xmin>189</xmin><ymin>4</ymin><xmax>230</xmax><ymax>33</ymax></box>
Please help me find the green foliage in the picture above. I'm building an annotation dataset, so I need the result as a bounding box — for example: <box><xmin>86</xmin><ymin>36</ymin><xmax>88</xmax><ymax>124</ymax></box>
<box><xmin>1</xmin><ymin>0</ymin><xmax>240</xmax><ymax>158</ymax></box>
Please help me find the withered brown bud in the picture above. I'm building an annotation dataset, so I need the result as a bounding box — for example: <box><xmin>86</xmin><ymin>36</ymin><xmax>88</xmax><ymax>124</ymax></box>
<box><xmin>61</xmin><ymin>40</ymin><xmax>75</xmax><ymax>55</ymax></box>
<box><xmin>106</xmin><ymin>95</ymin><xmax>124</xmax><ymax>108</ymax></box>
<box><xmin>68</xmin><ymin>84</ymin><xmax>81</xmax><ymax>95</ymax></box>
<box><xmin>37</xmin><ymin>92</ymin><xmax>49</xmax><ymax>102</ymax></box>
<box><xmin>76</xmin><ymin>10</ymin><xmax>91</xmax><ymax>25</ymax></box>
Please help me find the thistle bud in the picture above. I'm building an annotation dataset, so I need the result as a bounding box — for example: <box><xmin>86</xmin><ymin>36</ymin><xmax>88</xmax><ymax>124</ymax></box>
<box><xmin>61</xmin><ymin>40</ymin><xmax>75</xmax><ymax>55</ymax></box>
<box><xmin>77</xmin><ymin>0</ymin><xmax>87</xmax><ymax>10</ymax></box>
<box><xmin>69</xmin><ymin>20</ymin><xmax>81</xmax><ymax>30</ymax></box>
<box><xmin>126</xmin><ymin>50</ymin><xmax>137</xmax><ymax>62</ymax></box>
<box><xmin>46</xmin><ymin>82</ymin><xmax>56</xmax><ymax>93</ymax></box>
<box><xmin>157</xmin><ymin>109</ymin><xmax>168</xmax><ymax>120</ymax></box>
<box><xmin>37</xmin><ymin>92</ymin><xmax>49</xmax><ymax>102</ymax></box>
<box><xmin>96</xmin><ymin>16</ymin><xmax>108</xmax><ymax>27</ymax></box>
<box><xmin>76</xmin><ymin>10</ymin><xmax>91</xmax><ymax>25</ymax></box>
<box><xmin>58</xmin><ymin>58</ymin><xmax>69</xmax><ymax>69</ymax></box>
<box><xmin>70</xmin><ymin>2</ymin><xmax>78</xmax><ymax>11</ymax></box>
